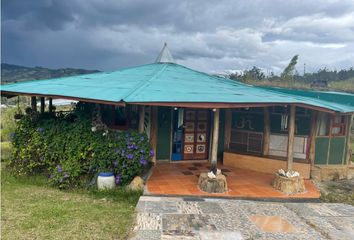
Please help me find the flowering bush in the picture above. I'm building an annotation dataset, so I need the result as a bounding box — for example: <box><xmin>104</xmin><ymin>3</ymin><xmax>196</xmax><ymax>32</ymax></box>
<box><xmin>9</xmin><ymin>107</ymin><xmax>153</xmax><ymax>189</ymax></box>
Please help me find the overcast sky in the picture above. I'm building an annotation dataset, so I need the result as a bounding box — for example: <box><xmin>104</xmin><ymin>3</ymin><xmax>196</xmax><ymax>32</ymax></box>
<box><xmin>2</xmin><ymin>0</ymin><xmax>354</xmax><ymax>74</ymax></box>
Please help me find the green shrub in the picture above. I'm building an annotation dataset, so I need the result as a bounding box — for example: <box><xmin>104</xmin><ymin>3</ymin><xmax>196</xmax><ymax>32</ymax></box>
<box><xmin>9</xmin><ymin>108</ymin><xmax>152</xmax><ymax>189</ymax></box>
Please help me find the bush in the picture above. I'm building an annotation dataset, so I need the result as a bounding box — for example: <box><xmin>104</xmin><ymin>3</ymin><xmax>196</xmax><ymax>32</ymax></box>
<box><xmin>9</xmin><ymin>108</ymin><xmax>152</xmax><ymax>189</ymax></box>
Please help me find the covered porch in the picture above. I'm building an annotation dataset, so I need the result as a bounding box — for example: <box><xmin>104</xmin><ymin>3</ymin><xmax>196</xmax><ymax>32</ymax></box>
<box><xmin>146</xmin><ymin>162</ymin><xmax>320</xmax><ymax>199</ymax></box>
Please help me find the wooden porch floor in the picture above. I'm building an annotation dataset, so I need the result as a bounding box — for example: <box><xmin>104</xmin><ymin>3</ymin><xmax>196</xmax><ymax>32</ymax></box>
<box><xmin>146</xmin><ymin>162</ymin><xmax>320</xmax><ymax>199</ymax></box>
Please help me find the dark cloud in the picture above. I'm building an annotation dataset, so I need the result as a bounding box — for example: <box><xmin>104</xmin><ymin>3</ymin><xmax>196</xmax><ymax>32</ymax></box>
<box><xmin>2</xmin><ymin>0</ymin><xmax>354</xmax><ymax>73</ymax></box>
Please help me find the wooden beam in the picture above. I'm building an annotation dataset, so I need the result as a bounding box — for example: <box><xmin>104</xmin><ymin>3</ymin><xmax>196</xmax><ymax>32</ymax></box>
<box><xmin>263</xmin><ymin>107</ymin><xmax>270</xmax><ymax>156</ymax></box>
<box><xmin>287</xmin><ymin>105</ymin><xmax>296</xmax><ymax>171</ymax></box>
<box><xmin>345</xmin><ymin>114</ymin><xmax>353</xmax><ymax>165</ymax></box>
<box><xmin>138</xmin><ymin>105</ymin><xmax>145</xmax><ymax>133</ymax></box>
<box><xmin>308</xmin><ymin>110</ymin><xmax>318</xmax><ymax>166</ymax></box>
<box><xmin>48</xmin><ymin>98</ymin><xmax>53</xmax><ymax>113</ymax></box>
<box><xmin>211</xmin><ymin>109</ymin><xmax>220</xmax><ymax>165</ymax></box>
<box><xmin>31</xmin><ymin>96</ymin><xmax>37</xmax><ymax>112</ymax></box>
<box><xmin>150</xmin><ymin>106</ymin><xmax>158</xmax><ymax>163</ymax></box>
<box><xmin>40</xmin><ymin>97</ymin><xmax>45</xmax><ymax>113</ymax></box>
<box><xmin>224</xmin><ymin>109</ymin><xmax>232</xmax><ymax>151</ymax></box>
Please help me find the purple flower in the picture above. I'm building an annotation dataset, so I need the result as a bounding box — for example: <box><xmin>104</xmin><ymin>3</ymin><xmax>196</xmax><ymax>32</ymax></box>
<box><xmin>127</xmin><ymin>144</ymin><xmax>134</xmax><ymax>150</ymax></box>
<box><xmin>115</xmin><ymin>148</ymin><xmax>120</xmax><ymax>155</ymax></box>
<box><xmin>127</xmin><ymin>154</ymin><xmax>133</xmax><ymax>160</ymax></box>
<box><xmin>121</xmin><ymin>149</ymin><xmax>125</xmax><ymax>157</ymax></box>
<box><xmin>134</xmin><ymin>145</ymin><xmax>139</xmax><ymax>150</ymax></box>
<box><xmin>115</xmin><ymin>175</ymin><xmax>121</xmax><ymax>185</ymax></box>
<box><xmin>140</xmin><ymin>149</ymin><xmax>145</xmax><ymax>153</ymax></box>
<box><xmin>150</xmin><ymin>149</ymin><xmax>154</xmax><ymax>157</ymax></box>
<box><xmin>140</xmin><ymin>156</ymin><xmax>147</xmax><ymax>166</ymax></box>
<box><xmin>57</xmin><ymin>165</ymin><xmax>62</xmax><ymax>173</ymax></box>
<box><xmin>63</xmin><ymin>172</ymin><xmax>70</xmax><ymax>178</ymax></box>
<box><xmin>37</xmin><ymin>127</ymin><xmax>44</xmax><ymax>133</ymax></box>
<box><xmin>140</xmin><ymin>136</ymin><xmax>145</xmax><ymax>141</ymax></box>
<box><xmin>113</xmin><ymin>160</ymin><xmax>118</xmax><ymax>167</ymax></box>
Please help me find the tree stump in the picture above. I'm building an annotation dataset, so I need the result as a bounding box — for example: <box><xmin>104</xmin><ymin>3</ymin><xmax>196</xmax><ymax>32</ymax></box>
<box><xmin>272</xmin><ymin>173</ymin><xmax>306</xmax><ymax>194</ymax></box>
<box><xmin>198</xmin><ymin>172</ymin><xmax>228</xmax><ymax>193</ymax></box>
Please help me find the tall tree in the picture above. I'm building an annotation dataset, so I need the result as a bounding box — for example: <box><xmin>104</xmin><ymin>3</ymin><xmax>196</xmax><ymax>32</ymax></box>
<box><xmin>281</xmin><ymin>55</ymin><xmax>299</xmax><ymax>83</ymax></box>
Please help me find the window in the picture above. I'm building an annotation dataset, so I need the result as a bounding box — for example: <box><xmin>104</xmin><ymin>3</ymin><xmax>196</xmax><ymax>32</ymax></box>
<box><xmin>229</xmin><ymin>129</ymin><xmax>263</xmax><ymax>154</ymax></box>
<box><xmin>330</xmin><ymin>116</ymin><xmax>346</xmax><ymax>136</ymax></box>
<box><xmin>317</xmin><ymin>112</ymin><xmax>329</xmax><ymax>136</ymax></box>
<box><xmin>102</xmin><ymin>105</ymin><xmax>128</xmax><ymax>130</ymax></box>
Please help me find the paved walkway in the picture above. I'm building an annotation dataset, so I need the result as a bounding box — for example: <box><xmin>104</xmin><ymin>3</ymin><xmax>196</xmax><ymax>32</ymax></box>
<box><xmin>130</xmin><ymin>196</ymin><xmax>354</xmax><ymax>240</ymax></box>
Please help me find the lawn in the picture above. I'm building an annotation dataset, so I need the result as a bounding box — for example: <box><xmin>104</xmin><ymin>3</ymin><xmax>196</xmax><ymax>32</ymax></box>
<box><xmin>1</xmin><ymin>167</ymin><xmax>141</xmax><ymax>239</ymax></box>
<box><xmin>1</xmin><ymin>141</ymin><xmax>12</xmax><ymax>161</ymax></box>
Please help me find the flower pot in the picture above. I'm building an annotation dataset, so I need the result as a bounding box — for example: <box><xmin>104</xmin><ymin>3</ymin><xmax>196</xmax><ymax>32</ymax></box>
<box><xmin>97</xmin><ymin>172</ymin><xmax>115</xmax><ymax>190</ymax></box>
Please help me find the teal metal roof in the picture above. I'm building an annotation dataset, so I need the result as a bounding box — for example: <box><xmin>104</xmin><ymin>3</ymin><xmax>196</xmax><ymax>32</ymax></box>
<box><xmin>1</xmin><ymin>63</ymin><xmax>354</xmax><ymax>113</ymax></box>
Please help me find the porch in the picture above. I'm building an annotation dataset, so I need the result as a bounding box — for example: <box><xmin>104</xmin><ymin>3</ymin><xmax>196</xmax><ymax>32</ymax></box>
<box><xmin>145</xmin><ymin>162</ymin><xmax>320</xmax><ymax>199</ymax></box>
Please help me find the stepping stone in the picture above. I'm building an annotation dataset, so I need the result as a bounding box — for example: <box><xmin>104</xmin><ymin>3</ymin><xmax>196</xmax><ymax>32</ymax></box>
<box><xmin>199</xmin><ymin>231</ymin><xmax>243</xmax><ymax>240</ymax></box>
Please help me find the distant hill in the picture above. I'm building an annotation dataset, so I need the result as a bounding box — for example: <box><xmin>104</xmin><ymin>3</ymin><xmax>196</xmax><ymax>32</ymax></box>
<box><xmin>1</xmin><ymin>63</ymin><xmax>100</xmax><ymax>84</ymax></box>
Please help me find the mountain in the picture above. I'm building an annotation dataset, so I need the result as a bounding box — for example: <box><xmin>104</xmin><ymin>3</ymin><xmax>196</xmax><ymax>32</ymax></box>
<box><xmin>1</xmin><ymin>63</ymin><xmax>100</xmax><ymax>84</ymax></box>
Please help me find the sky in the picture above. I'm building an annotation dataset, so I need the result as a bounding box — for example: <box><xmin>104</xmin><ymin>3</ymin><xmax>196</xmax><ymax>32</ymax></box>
<box><xmin>2</xmin><ymin>0</ymin><xmax>354</xmax><ymax>74</ymax></box>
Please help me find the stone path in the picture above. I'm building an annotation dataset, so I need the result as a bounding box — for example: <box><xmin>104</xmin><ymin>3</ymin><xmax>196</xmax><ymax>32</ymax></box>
<box><xmin>130</xmin><ymin>196</ymin><xmax>354</xmax><ymax>240</ymax></box>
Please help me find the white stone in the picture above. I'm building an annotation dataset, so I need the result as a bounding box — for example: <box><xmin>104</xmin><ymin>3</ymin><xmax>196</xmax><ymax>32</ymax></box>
<box><xmin>207</xmin><ymin>171</ymin><xmax>216</xmax><ymax>179</ymax></box>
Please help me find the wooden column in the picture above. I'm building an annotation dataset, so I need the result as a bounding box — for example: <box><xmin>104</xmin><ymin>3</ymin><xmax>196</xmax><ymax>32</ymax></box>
<box><xmin>224</xmin><ymin>109</ymin><xmax>232</xmax><ymax>151</ymax></box>
<box><xmin>48</xmin><ymin>98</ymin><xmax>53</xmax><ymax>113</ymax></box>
<box><xmin>31</xmin><ymin>96</ymin><xmax>37</xmax><ymax>112</ymax></box>
<box><xmin>211</xmin><ymin>109</ymin><xmax>220</xmax><ymax>166</ymax></box>
<box><xmin>150</xmin><ymin>106</ymin><xmax>158</xmax><ymax>163</ymax></box>
<box><xmin>309</xmin><ymin>110</ymin><xmax>318</xmax><ymax>166</ymax></box>
<box><xmin>40</xmin><ymin>97</ymin><xmax>45</xmax><ymax>113</ymax></box>
<box><xmin>287</xmin><ymin>105</ymin><xmax>296</xmax><ymax>171</ymax></box>
<box><xmin>345</xmin><ymin>114</ymin><xmax>353</xmax><ymax>165</ymax></box>
<box><xmin>263</xmin><ymin>107</ymin><xmax>270</xmax><ymax>156</ymax></box>
<box><xmin>138</xmin><ymin>105</ymin><xmax>145</xmax><ymax>133</ymax></box>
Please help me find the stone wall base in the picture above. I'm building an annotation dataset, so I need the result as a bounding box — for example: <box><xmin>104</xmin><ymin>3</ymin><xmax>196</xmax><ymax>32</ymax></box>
<box><xmin>311</xmin><ymin>165</ymin><xmax>353</xmax><ymax>181</ymax></box>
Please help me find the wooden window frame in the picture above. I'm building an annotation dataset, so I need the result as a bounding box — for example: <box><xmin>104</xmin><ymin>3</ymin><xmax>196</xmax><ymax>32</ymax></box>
<box><xmin>330</xmin><ymin>115</ymin><xmax>346</xmax><ymax>136</ymax></box>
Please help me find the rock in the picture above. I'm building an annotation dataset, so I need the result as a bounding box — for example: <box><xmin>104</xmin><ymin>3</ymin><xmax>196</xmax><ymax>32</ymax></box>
<box><xmin>198</xmin><ymin>172</ymin><xmax>228</xmax><ymax>193</ymax></box>
<box><xmin>272</xmin><ymin>173</ymin><xmax>306</xmax><ymax>194</ymax></box>
<box><xmin>127</xmin><ymin>176</ymin><xmax>145</xmax><ymax>191</ymax></box>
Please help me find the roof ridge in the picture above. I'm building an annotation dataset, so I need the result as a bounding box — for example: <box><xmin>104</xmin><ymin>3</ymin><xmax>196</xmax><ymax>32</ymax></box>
<box><xmin>121</xmin><ymin>63</ymin><xmax>168</xmax><ymax>101</ymax></box>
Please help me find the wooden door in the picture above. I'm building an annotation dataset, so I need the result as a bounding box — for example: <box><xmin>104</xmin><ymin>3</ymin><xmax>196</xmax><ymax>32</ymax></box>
<box><xmin>156</xmin><ymin>107</ymin><xmax>172</xmax><ymax>160</ymax></box>
<box><xmin>183</xmin><ymin>109</ymin><xmax>209</xmax><ymax>160</ymax></box>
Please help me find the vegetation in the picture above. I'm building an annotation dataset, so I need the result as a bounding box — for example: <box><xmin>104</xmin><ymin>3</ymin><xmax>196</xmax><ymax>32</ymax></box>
<box><xmin>1</xmin><ymin>166</ymin><xmax>140</xmax><ymax>239</ymax></box>
<box><xmin>319</xmin><ymin>179</ymin><xmax>354</xmax><ymax>206</ymax></box>
<box><xmin>229</xmin><ymin>55</ymin><xmax>354</xmax><ymax>92</ymax></box>
<box><xmin>1</xmin><ymin>63</ymin><xmax>99</xmax><ymax>84</ymax></box>
<box><xmin>9</xmin><ymin>102</ymin><xmax>152</xmax><ymax>189</ymax></box>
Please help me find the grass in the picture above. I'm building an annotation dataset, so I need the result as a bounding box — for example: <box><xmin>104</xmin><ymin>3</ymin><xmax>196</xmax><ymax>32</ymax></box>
<box><xmin>1</xmin><ymin>166</ymin><xmax>141</xmax><ymax>239</ymax></box>
<box><xmin>319</xmin><ymin>179</ymin><xmax>354</xmax><ymax>206</ymax></box>
<box><xmin>1</xmin><ymin>141</ymin><xmax>12</xmax><ymax>162</ymax></box>
<box><xmin>245</xmin><ymin>78</ymin><xmax>354</xmax><ymax>93</ymax></box>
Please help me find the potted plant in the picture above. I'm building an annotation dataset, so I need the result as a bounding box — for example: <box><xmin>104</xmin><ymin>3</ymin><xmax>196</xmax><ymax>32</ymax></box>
<box><xmin>96</xmin><ymin>159</ymin><xmax>115</xmax><ymax>190</ymax></box>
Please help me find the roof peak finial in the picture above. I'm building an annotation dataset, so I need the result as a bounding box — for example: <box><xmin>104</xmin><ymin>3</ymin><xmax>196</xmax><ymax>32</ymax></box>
<box><xmin>155</xmin><ymin>42</ymin><xmax>175</xmax><ymax>63</ymax></box>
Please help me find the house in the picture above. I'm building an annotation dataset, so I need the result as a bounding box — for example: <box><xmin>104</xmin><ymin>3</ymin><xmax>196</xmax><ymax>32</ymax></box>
<box><xmin>1</xmin><ymin>44</ymin><xmax>354</xmax><ymax>183</ymax></box>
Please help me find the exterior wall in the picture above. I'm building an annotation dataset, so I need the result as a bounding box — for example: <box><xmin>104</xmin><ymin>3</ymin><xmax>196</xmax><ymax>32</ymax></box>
<box><xmin>223</xmin><ymin>152</ymin><xmax>311</xmax><ymax>179</ymax></box>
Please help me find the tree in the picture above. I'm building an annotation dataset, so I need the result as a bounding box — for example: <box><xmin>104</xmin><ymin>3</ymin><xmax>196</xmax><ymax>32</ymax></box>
<box><xmin>243</xmin><ymin>66</ymin><xmax>265</xmax><ymax>82</ymax></box>
<box><xmin>281</xmin><ymin>55</ymin><xmax>299</xmax><ymax>83</ymax></box>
